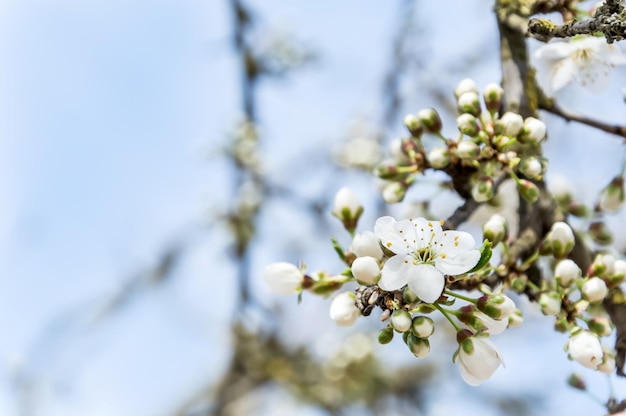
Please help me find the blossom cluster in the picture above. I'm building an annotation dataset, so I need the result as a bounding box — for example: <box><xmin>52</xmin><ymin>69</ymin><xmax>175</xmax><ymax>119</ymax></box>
<box><xmin>264</xmin><ymin>186</ymin><xmax>524</xmax><ymax>386</ymax></box>
<box><xmin>375</xmin><ymin>78</ymin><xmax>547</xmax><ymax>206</ymax></box>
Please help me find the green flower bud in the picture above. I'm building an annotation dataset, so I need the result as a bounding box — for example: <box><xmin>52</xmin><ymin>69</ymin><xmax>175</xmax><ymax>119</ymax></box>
<box><xmin>456</xmin><ymin>140</ymin><xmax>480</xmax><ymax>160</ymax></box>
<box><xmin>406</xmin><ymin>333</ymin><xmax>430</xmax><ymax>358</ymax></box>
<box><xmin>483</xmin><ymin>83</ymin><xmax>503</xmax><ymax>112</ymax></box>
<box><xmin>517</xmin><ymin>179</ymin><xmax>540</xmax><ymax>203</ymax></box>
<box><xmin>456</xmin><ymin>113</ymin><xmax>479</xmax><ymax>136</ymax></box>
<box><xmin>391</xmin><ymin>309</ymin><xmax>412</xmax><ymax>332</ymax></box>
<box><xmin>378</xmin><ymin>327</ymin><xmax>394</xmax><ymax>344</ymax></box>
<box><xmin>417</xmin><ymin>108</ymin><xmax>442</xmax><ymax>133</ymax></box>
<box><xmin>598</xmin><ymin>175</ymin><xmax>624</xmax><ymax>212</ymax></box>
<box><xmin>411</xmin><ymin>316</ymin><xmax>435</xmax><ymax>338</ymax></box>
<box><xmin>404</xmin><ymin>114</ymin><xmax>424</xmax><ymax>137</ymax></box>
<box><xmin>427</xmin><ymin>147</ymin><xmax>451</xmax><ymax>169</ymax></box>
<box><xmin>589</xmin><ymin>221</ymin><xmax>613</xmax><ymax>246</ymax></box>
<box><xmin>457</xmin><ymin>91</ymin><xmax>481</xmax><ymax>117</ymax></box>
<box><xmin>472</xmin><ymin>176</ymin><xmax>495</xmax><ymax>202</ymax></box>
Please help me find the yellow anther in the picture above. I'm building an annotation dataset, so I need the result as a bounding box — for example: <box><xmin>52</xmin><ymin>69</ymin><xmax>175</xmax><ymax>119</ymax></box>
<box><xmin>386</xmin><ymin>242</ymin><xmax>392</xmax><ymax>247</ymax></box>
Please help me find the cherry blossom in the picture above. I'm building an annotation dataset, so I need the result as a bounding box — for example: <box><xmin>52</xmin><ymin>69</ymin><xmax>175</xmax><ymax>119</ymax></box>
<box><xmin>534</xmin><ymin>36</ymin><xmax>626</xmax><ymax>94</ymax></box>
<box><xmin>374</xmin><ymin>216</ymin><xmax>480</xmax><ymax>303</ymax></box>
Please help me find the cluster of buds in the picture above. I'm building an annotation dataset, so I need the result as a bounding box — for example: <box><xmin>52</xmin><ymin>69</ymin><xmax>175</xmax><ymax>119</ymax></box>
<box><xmin>264</xmin><ymin>186</ymin><xmax>529</xmax><ymax>386</ymax></box>
<box><xmin>374</xmin><ymin>79</ymin><xmax>548</xmax><ymax>206</ymax></box>
<box><xmin>533</xmin><ymin>221</ymin><xmax>623</xmax><ymax>373</ymax></box>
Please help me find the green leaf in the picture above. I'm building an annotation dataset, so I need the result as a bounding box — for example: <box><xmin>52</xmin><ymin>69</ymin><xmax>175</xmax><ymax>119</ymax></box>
<box><xmin>467</xmin><ymin>240</ymin><xmax>492</xmax><ymax>273</ymax></box>
<box><xmin>331</xmin><ymin>237</ymin><xmax>347</xmax><ymax>263</ymax></box>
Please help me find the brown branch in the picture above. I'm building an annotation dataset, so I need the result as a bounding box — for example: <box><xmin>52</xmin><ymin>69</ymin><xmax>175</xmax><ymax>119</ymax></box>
<box><xmin>539</xmin><ymin>99</ymin><xmax>626</xmax><ymax>141</ymax></box>
<box><xmin>528</xmin><ymin>0</ymin><xmax>626</xmax><ymax>43</ymax></box>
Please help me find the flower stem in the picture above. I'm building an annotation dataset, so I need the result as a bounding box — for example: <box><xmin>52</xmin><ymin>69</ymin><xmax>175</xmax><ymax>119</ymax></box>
<box><xmin>434</xmin><ymin>302</ymin><xmax>461</xmax><ymax>331</ymax></box>
<box><xmin>444</xmin><ymin>290</ymin><xmax>478</xmax><ymax>304</ymax></box>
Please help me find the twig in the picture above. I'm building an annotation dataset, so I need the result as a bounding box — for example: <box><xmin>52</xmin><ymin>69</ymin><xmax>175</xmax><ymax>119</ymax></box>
<box><xmin>539</xmin><ymin>99</ymin><xmax>626</xmax><ymax>141</ymax></box>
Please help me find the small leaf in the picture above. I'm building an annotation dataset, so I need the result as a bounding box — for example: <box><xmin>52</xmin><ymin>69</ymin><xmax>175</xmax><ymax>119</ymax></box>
<box><xmin>467</xmin><ymin>240</ymin><xmax>492</xmax><ymax>273</ymax></box>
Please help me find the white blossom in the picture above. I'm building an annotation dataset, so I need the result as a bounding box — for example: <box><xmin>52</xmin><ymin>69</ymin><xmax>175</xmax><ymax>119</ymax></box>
<box><xmin>499</xmin><ymin>112</ymin><xmax>524</xmax><ymax>137</ymax></box>
<box><xmin>554</xmin><ymin>259</ymin><xmax>582</xmax><ymax>287</ymax></box>
<box><xmin>483</xmin><ymin>214</ymin><xmax>508</xmax><ymax>245</ymax></box>
<box><xmin>457</xmin><ymin>336</ymin><xmax>504</xmax><ymax>386</ymax></box>
<box><xmin>454</xmin><ymin>78</ymin><xmax>478</xmax><ymax>98</ymax></box>
<box><xmin>521</xmin><ymin>117</ymin><xmax>547</xmax><ymax>144</ymax></box>
<box><xmin>263</xmin><ymin>262</ymin><xmax>303</xmax><ymax>295</ymax></box>
<box><xmin>332</xmin><ymin>187</ymin><xmax>362</xmax><ymax>219</ymax></box>
<box><xmin>534</xmin><ymin>36</ymin><xmax>626</xmax><ymax>94</ymax></box>
<box><xmin>567</xmin><ymin>330</ymin><xmax>603</xmax><ymax>369</ymax></box>
<box><xmin>475</xmin><ymin>312</ymin><xmax>508</xmax><ymax>335</ymax></box>
<box><xmin>374</xmin><ymin>216</ymin><xmax>480</xmax><ymax>303</ymax></box>
<box><xmin>329</xmin><ymin>292</ymin><xmax>361</xmax><ymax>326</ymax></box>
<box><xmin>550</xmin><ymin>221</ymin><xmax>575</xmax><ymax>258</ymax></box>
<box><xmin>351</xmin><ymin>256</ymin><xmax>381</xmax><ymax>285</ymax></box>
<box><xmin>352</xmin><ymin>231</ymin><xmax>384</xmax><ymax>260</ymax></box>
<box><xmin>582</xmin><ymin>277</ymin><xmax>608</xmax><ymax>302</ymax></box>
<box><xmin>427</xmin><ymin>147</ymin><xmax>450</xmax><ymax>169</ymax></box>
<box><xmin>539</xmin><ymin>292</ymin><xmax>562</xmax><ymax>316</ymax></box>
<box><xmin>391</xmin><ymin>309</ymin><xmax>412</xmax><ymax>332</ymax></box>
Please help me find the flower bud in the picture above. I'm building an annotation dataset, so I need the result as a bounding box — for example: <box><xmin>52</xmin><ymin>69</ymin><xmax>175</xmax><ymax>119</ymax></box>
<box><xmin>554</xmin><ymin>259</ymin><xmax>581</xmax><ymax>287</ymax></box>
<box><xmin>351</xmin><ymin>256</ymin><xmax>381</xmax><ymax>285</ymax></box>
<box><xmin>492</xmin><ymin>134</ymin><xmax>515</xmax><ymax>151</ymax></box>
<box><xmin>589</xmin><ymin>253</ymin><xmax>615</xmax><ymax>277</ymax></box>
<box><xmin>417</xmin><ymin>108</ymin><xmax>442</xmax><ymax>133</ymax></box>
<box><xmin>454</xmin><ymin>78</ymin><xmax>478</xmax><ymax>98</ymax></box>
<box><xmin>411</xmin><ymin>316</ymin><xmax>435</xmax><ymax>338</ymax></box>
<box><xmin>407</xmin><ymin>333</ymin><xmax>430</xmax><ymax>358</ymax></box>
<box><xmin>517</xmin><ymin>179</ymin><xmax>540</xmax><ymax>203</ymax></box>
<box><xmin>391</xmin><ymin>309</ymin><xmax>413</xmax><ymax>332</ymax></box>
<box><xmin>472</xmin><ymin>176</ymin><xmax>495</xmax><ymax>202</ymax></box>
<box><xmin>483</xmin><ymin>83</ymin><xmax>503</xmax><ymax>112</ymax></box>
<box><xmin>589</xmin><ymin>221</ymin><xmax>613</xmax><ymax>246</ymax></box>
<box><xmin>610</xmin><ymin>259</ymin><xmax>626</xmax><ymax>285</ymax></box>
<box><xmin>263</xmin><ymin>262</ymin><xmax>304</xmax><ymax>295</ymax></box>
<box><xmin>483</xmin><ymin>214</ymin><xmax>508</xmax><ymax>245</ymax></box>
<box><xmin>498</xmin><ymin>112</ymin><xmax>524</xmax><ymax>137</ymax></box>
<box><xmin>598</xmin><ymin>175</ymin><xmax>624</xmax><ymax>212</ymax></box>
<box><xmin>332</xmin><ymin>187</ymin><xmax>363</xmax><ymax>233</ymax></box>
<box><xmin>352</xmin><ymin>231</ymin><xmax>383</xmax><ymax>260</ymax></box>
<box><xmin>389</xmin><ymin>138</ymin><xmax>411</xmax><ymax>164</ymax></box>
<box><xmin>329</xmin><ymin>292</ymin><xmax>361</xmax><ymax>326</ymax></box>
<box><xmin>456</xmin><ymin>113</ymin><xmax>479</xmax><ymax>136</ymax></box>
<box><xmin>456</xmin><ymin>140</ymin><xmax>479</xmax><ymax>160</ymax></box>
<box><xmin>403</xmin><ymin>286</ymin><xmax>419</xmax><ymax>303</ymax></box>
<box><xmin>598</xmin><ymin>350</ymin><xmax>616</xmax><ymax>374</ymax></box>
<box><xmin>582</xmin><ymin>277</ymin><xmax>608</xmax><ymax>303</ymax></box>
<box><xmin>519</xmin><ymin>156</ymin><xmax>543</xmax><ymax>180</ymax></box>
<box><xmin>477</xmin><ymin>294</ymin><xmax>516</xmax><ymax>320</ymax></box>
<box><xmin>375</xmin><ymin>164</ymin><xmax>400</xmax><ymax>180</ymax></box>
<box><xmin>539</xmin><ymin>292</ymin><xmax>562</xmax><ymax>316</ymax></box>
<box><xmin>508</xmin><ymin>309</ymin><xmax>523</xmax><ymax>327</ymax></box>
<box><xmin>567</xmin><ymin>373</ymin><xmax>586</xmax><ymax>391</ymax></box>
<box><xmin>378</xmin><ymin>327</ymin><xmax>394</xmax><ymax>344</ymax></box>
<box><xmin>382</xmin><ymin>181</ymin><xmax>407</xmax><ymax>204</ymax></box>
<box><xmin>520</xmin><ymin>117</ymin><xmax>547</xmax><ymax>144</ymax></box>
<box><xmin>567</xmin><ymin>329</ymin><xmax>603</xmax><ymax>369</ymax></box>
<box><xmin>427</xmin><ymin>147</ymin><xmax>450</xmax><ymax>169</ymax></box>
<box><xmin>588</xmin><ymin>316</ymin><xmax>613</xmax><ymax>337</ymax></box>
<box><xmin>403</xmin><ymin>114</ymin><xmax>424</xmax><ymax>137</ymax></box>
<box><xmin>510</xmin><ymin>275</ymin><xmax>527</xmax><ymax>292</ymax></box>
<box><xmin>457</xmin><ymin>91</ymin><xmax>481</xmax><ymax>116</ymax></box>
<box><xmin>550</xmin><ymin>221</ymin><xmax>575</xmax><ymax>258</ymax></box>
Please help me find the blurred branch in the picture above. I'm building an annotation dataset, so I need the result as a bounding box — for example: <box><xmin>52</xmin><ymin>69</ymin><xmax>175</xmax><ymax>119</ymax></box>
<box><xmin>539</xmin><ymin>99</ymin><xmax>626</xmax><ymax>141</ymax></box>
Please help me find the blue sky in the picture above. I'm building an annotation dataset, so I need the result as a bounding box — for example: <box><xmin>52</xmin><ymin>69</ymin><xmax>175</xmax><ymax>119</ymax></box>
<box><xmin>0</xmin><ymin>0</ymin><xmax>625</xmax><ymax>415</ymax></box>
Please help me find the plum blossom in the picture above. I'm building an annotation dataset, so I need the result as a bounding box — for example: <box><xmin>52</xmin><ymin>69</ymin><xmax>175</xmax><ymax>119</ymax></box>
<box><xmin>534</xmin><ymin>36</ymin><xmax>626</xmax><ymax>94</ymax></box>
<box><xmin>263</xmin><ymin>262</ymin><xmax>303</xmax><ymax>294</ymax></box>
<box><xmin>456</xmin><ymin>335</ymin><xmax>504</xmax><ymax>386</ymax></box>
<box><xmin>567</xmin><ymin>330</ymin><xmax>603</xmax><ymax>369</ymax></box>
<box><xmin>329</xmin><ymin>292</ymin><xmax>361</xmax><ymax>326</ymax></box>
<box><xmin>374</xmin><ymin>216</ymin><xmax>480</xmax><ymax>303</ymax></box>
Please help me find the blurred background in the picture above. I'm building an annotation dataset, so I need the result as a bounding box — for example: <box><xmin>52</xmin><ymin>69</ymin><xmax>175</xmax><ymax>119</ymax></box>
<box><xmin>1</xmin><ymin>0</ymin><xmax>626</xmax><ymax>415</ymax></box>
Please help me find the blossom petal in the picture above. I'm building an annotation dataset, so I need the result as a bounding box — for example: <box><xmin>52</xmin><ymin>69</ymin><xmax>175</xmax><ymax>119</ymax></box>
<box><xmin>459</xmin><ymin>337</ymin><xmax>503</xmax><ymax>383</ymax></box>
<box><xmin>374</xmin><ymin>216</ymin><xmax>414</xmax><ymax>255</ymax></box>
<box><xmin>379</xmin><ymin>254</ymin><xmax>411</xmax><ymax>291</ymax></box>
<box><xmin>475</xmin><ymin>312</ymin><xmax>508</xmax><ymax>335</ymax></box>
<box><xmin>437</xmin><ymin>229</ymin><xmax>476</xmax><ymax>257</ymax></box>
<box><xmin>551</xmin><ymin>58</ymin><xmax>577</xmax><ymax>92</ymax></box>
<box><xmin>407</xmin><ymin>264</ymin><xmax>445</xmax><ymax>303</ymax></box>
<box><xmin>436</xmin><ymin>249</ymin><xmax>480</xmax><ymax>276</ymax></box>
<box><xmin>459</xmin><ymin>362</ymin><xmax>483</xmax><ymax>386</ymax></box>
<box><xmin>535</xmin><ymin>41</ymin><xmax>573</xmax><ymax>60</ymax></box>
